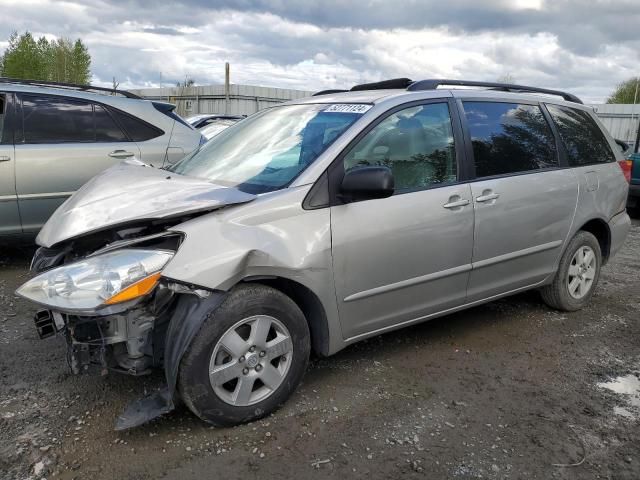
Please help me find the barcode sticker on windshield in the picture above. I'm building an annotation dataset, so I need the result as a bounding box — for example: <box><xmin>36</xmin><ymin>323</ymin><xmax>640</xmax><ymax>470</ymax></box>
<box><xmin>324</xmin><ymin>104</ymin><xmax>372</xmax><ymax>114</ymax></box>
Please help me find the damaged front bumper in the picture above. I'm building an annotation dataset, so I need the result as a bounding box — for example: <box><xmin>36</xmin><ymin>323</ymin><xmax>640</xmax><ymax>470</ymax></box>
<box><xmin>32</xmin><ymin>282</ymin><xmax>227</xmax><ymax>430</ymax></box>
<box><xmin>21</xmin><ymin>235</ymin><xmax>229</xmax><ymax>430</ymax></box>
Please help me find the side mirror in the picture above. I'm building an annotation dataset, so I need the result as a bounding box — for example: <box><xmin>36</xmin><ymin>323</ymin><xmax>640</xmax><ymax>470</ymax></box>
<box><xmin>340</xmin><ymin>166</ymin><xmax>394</xmax><ymax>201</ymax></box>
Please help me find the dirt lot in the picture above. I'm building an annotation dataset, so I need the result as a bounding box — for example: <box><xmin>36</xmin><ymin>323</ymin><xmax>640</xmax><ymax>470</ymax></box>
<box><xmin>1</xmin><ymin>219</ymin><xmax>639</xmax><ymax>480</ymax></box>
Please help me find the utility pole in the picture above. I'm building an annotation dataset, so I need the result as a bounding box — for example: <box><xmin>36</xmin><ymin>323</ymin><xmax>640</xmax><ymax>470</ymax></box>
<box><xmin>225</xmin><ymin>62</ymin><xmax>230</xmax><ymax>114</ymax></box>
<box><xmin>634</xmin><ymin>76</ymin><xmax>640</xmax><ymax>153</ymax></box>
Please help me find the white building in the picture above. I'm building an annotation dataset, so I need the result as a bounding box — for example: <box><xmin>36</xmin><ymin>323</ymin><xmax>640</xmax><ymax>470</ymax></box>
<box><xmin>590</xmin><ymin>103</ymin><xmax>640</xmax><ymax>151</ymax></box>
<box><xmin>130</xmin><ymin>84</ymin><xmax>313</xmax><ymax>118</ymax></box>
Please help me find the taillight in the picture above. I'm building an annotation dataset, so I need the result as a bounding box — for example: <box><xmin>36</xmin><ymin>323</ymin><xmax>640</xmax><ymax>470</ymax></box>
<box><xmin>618</xmin><ymin>159</ymin><xmax>632</xmax><ymax>182</ymax></box>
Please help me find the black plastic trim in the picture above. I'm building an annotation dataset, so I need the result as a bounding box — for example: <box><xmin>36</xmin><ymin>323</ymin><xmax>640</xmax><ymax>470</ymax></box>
<box><xmin>409</xmin><ymin>79</ymin><xmax>583</xmax><ymax>104</ymax></box>
<box><xmin>0</xmin><ymin>76</ymin><xmax>141</xmax><ymax>99</ymax></box>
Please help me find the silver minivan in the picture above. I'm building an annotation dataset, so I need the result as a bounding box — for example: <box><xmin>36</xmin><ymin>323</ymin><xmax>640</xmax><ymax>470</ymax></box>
<box><xmin>0</xmin><ymin>79</ymin><xmax>203</xmax><ymax>237</ymax></box>
<box><xmin>17</xmin><ymin>79</ymin><xmax>631</xmax><ymax>429</ymax></box>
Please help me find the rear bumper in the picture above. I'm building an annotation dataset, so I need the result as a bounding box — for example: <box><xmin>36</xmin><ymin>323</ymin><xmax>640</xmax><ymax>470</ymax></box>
<box><xmin>608</xmin><ymin>210</ymin><xmax>631</xmax><ymax>260</ymax></box>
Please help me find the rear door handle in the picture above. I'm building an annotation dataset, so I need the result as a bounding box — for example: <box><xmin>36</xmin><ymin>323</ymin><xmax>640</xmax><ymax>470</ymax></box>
<box><xmin>443</xmin><ymin>198</ymin><xmax>470</xmax><ymax>209</ymax></box>
<box><xmin>476</xmin><ymin>193</ymin><xmax>500</xmax><ymax>203</ymax></box>
<box><xmin>108</xmin><ymin>150</ymin><xmax>135</xmax><ymax>159</ymax></box>
<box><xmin>0</xmin><ymin>155</ymin><xmax>10</xmax><ymax>162</ymax></box>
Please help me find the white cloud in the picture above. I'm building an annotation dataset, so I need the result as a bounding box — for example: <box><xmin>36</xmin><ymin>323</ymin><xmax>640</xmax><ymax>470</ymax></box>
<box><xmin>0</xmin><ymin>0</ymin><xmax>638</xmax><ymax>102</ymax></box>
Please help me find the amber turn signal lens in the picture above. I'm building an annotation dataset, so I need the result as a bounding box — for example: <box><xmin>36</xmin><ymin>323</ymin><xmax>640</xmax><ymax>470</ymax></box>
<box><xmin>104</xmin><ymin>272</ymin><xmax>162</xmax><ymax>305</ymax></box>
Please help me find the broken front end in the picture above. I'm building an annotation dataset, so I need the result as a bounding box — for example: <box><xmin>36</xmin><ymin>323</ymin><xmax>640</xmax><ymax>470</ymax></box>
<box><xmin>18</xmin><ymin>229</ymin><xmax>225</xmax><ymax>429</ymax></box>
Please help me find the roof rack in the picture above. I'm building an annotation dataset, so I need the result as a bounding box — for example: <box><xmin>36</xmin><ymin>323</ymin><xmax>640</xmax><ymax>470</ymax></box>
<box><xmin>351</xmin><ymin>78</ymin><xmax>413</xmax><ymax>92</ymax></box>
<box><xmin>312</xmin><ymin>89</ymin><xmax>349</xmax><ymax>96</ymax></box>
<box><xmin>407</xmin><ymin>79</ymin><xmax>583</xmax><ymax>104</ymax></box>
<box><xmin>0</xmin><ymin>77</ymin><xmax>142</xmax><ymax>99</ymax></box>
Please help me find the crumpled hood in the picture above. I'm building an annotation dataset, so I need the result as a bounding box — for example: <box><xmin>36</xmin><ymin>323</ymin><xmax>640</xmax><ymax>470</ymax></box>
<box><xmin>37</xmin><ymin>159</ymin><xmax>256</xmax><ymax>248</ymax></box>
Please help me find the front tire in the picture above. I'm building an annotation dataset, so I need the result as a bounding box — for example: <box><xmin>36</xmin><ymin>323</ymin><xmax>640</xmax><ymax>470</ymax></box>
<box><xmin>178</xmin><ymin>283</ymin><xmax>310</xmax><ymax>427</ymax></box>
<box><xmin>540</xmin><ymin>231</ymin><xmax>602</xmax><ymax>311</ymax></box>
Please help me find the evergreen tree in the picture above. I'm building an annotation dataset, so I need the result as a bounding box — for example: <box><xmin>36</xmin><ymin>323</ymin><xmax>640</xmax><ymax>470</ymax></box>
<box><xmin>70</xmin><ymin>39</ymin><xmax>91</xmax><ymax>84</ymax></box>
<box><xmin>607</xmin><ymin>77</ymin><xmax>640</xmax><ymax>104</ymax></box>
<box><xmin>1</xmin><ymin>31</ymin><xmax>92</xmax><ymax>84</ymax></box>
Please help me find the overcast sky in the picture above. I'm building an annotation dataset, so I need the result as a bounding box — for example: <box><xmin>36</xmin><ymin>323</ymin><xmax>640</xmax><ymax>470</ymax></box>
<box><xmin>1</xmin><ymin>0</ymin><xmax>638</xmax><ymax>102</ymax></box>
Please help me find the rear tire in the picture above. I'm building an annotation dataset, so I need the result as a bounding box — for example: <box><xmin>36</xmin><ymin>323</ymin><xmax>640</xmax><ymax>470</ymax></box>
<box><xmin>178</xmin><ymin>283</ymin><xmax>310</xmax><ymax>427</ymax></box>
<box><xmin>540</xmin><ymin>231</ymin><xmax>602</xmax><ymax>311</ymax></box>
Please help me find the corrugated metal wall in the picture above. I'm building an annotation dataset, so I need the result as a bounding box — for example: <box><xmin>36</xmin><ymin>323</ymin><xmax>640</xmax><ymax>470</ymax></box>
<box><xmin>590</xmin><ymin>104</ymin><xmax>640</xmax><ymax>148</ymax></box>
<box><xmin>130</xmin><ymin>84</ymin><xmax>313</xmax><ymax>117</ymax></box>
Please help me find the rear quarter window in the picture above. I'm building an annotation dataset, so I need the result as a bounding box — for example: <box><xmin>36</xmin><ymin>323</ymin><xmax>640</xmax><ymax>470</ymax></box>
<box><xmin>109</xmin><ymin>108</ymin><xmax>163</xmax><ymax>142</ymax></box>
<box><xmin>546</xmin><ymin>104</ymin><xmax>615</xmax><ymax>166</ymax></box>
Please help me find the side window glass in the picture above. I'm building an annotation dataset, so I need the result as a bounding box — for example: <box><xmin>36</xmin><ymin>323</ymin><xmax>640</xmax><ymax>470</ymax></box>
<box><xmin>463</xmin><ymin>102</ymin><xmax>558</xmax><ymax>178</ymax></box>
<box><xmin>0</xmin><ymin>94</ymin><xmax>6</xmax><ymax>143</ymax></box>
<box><xmin>94</xmin><ymin>105</ymin><xmax>128</xmax><ymax>142</ymax></box>
<box><xmin>109</xmin><ymin>108</ymin><xmax>163</xmax><ymax>142</ymax></box>
<box><xmin>22</xmin><ymin>95</ymin><xmax>94</xmax><ymax>143</ymax></box>
<box><xmin>546</xmin><ymin>105</ymin><xmax>615</xmax><ymax>166</ymax></box>
<box><xmin>343</xmin><ymin>103</ymin><xmax>457</xmax><ymax>192</ymax></box>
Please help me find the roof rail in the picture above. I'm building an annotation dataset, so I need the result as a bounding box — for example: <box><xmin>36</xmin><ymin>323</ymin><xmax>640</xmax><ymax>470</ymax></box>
<box><xmin>312</xmin><ymin>89</ymin><xmax>349</xmax><ymax>96</ymax></box>
<box><xmin>407</xmin><ymin>79</ymin><xmax>583</xmax><ymax>104</ymax></box>
<box><xmin>351</xmin><ymin>78</ymin><xmax>413</xmax><ymax>92</ymax></box>
<box><xmin>0</xmin><ymin>77</ymin><xmax>142</xmax><ymax>99</ymax></box>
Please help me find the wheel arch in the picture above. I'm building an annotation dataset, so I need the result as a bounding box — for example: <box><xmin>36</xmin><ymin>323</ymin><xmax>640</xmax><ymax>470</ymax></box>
<box><xmin>241</xmin><ymin>276</ymin><xmax>331</xmax><ymax>357</ymax></box>
<box><xmin>577</xmin><ymin>218</ymin><xmax>611</xmax><ymax>264</ymax></box>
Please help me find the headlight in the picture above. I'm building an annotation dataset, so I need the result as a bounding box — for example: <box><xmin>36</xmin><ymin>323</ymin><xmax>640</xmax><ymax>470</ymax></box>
<box><xmin>16</xmin><ymin>249</ymin><xmax>174</xmax><ymax>312</ymax></box>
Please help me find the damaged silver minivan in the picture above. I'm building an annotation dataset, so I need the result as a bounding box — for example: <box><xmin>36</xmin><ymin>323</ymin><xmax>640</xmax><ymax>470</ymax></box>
<box><xmin>17</xmin><ymin>79</ymin><xmax>631</xmax><ymax>429</ymax></box>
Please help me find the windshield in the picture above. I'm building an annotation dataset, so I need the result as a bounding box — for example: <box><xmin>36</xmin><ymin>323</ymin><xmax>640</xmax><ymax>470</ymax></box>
<box><xmin>169</xmin><ymin>103</ymin><xmax>368</xmax><ymax>194</ymax></box>
<box><xmin>201</xmin><ymin>119</ymin><xmax>239</xmax><ymax>139</ymax></box>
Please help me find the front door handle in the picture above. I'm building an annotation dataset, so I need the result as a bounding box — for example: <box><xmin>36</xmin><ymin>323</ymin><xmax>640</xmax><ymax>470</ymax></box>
<box><xmin>108</xmin><ymin>150</ymin><xmax>135</xmax><ymax>159</ymax></box>
<box><xmin>0</xmin><ymin>155</ymin><xmax>10</xmax><ymax>162</ymax></box>
<box><xmin>443</xmin><ymin>198</ymin><xmax>470</xmax><ymax>209</ymax></box>
<box><xmin>476</xmin><ymin>192</ymin><xmax>500</xmax><ymax>203</ymax></box>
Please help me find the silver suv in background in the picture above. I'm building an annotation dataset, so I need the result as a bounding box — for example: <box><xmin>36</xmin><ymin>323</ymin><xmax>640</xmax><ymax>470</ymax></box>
<box><xmin>17</xmin><ymin>78</ymin><xmax>631</xmax><ymax>430</ymax></box>
<box><xmin>0</xmin><ymin>78</ymin><xmax>204</xmax><ymax>237</ymax></box>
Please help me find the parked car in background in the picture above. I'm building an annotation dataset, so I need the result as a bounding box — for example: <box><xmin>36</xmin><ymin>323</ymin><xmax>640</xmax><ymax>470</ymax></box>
<box><xmin>17</xmin><ymin>78</ymin><xmax>630</xmax><ymax>430</ymax></box>
<box><xmin>626</xmin><ymin>152</ymin><xmax>640</xmax><ymax>212</ymax></box>
<box><xmin>200</xmin><ymin>117</ymin><xmax>242</xmax><ymax>140</ymax></box>
<box><xmin>185</xmin><ymin>113</ymin><xmax>245</xmax><ymax>129</ymax></box>
<box><xmin>0</xmin><ymin>78</ymin><xmax>204</xmax><ymax>238</ymax></box>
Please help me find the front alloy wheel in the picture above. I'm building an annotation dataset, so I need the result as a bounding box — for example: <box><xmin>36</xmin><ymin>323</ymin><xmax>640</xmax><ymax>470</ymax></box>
<box><xmin>209</xmin><ymin>315</ymin><xmax>293</xmax><ymax>406</ymax></box>
<box><xmin>179</xmin><ymin>284</ymin><xmax>310</xmax><ymax>427</ymax></box>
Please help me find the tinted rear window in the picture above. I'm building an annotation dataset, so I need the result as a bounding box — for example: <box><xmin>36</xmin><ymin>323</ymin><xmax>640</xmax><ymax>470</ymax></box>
<box><xmin>23</xmin><ymin>95</ymin><xmax>94</xmax><ymax>143</ymax></box>
<box><xmin>95</xmin><ymin>105</ymin><xmax>128</xmax><ymax>142</ymax></box>
<box><xmin>463</xmin><ymin>102</ymin><xmax>558</xmax><ymax>178</ymax></box>
<box><xmin>546</xmin><ymin>105</ymin><xmax>615</xmax><ymax>166</ymax></box>
<box><xmin>109</xmin><ymin>108</ymin><xmax>163</xmax><ymax>142</ymax></box>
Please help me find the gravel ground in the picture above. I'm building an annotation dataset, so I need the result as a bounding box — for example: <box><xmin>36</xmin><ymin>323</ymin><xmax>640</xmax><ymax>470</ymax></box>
<box><xmin>1</xmin><ymin>219</ymin><xmax>639</xmax><ymax>480</ymax></box>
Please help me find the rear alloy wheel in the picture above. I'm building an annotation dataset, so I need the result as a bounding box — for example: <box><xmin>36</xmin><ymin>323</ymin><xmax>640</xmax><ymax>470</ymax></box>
<box><xmin>540</xmin><ymin>230</ymin><xmax>602</xmax><ymax>311</ymax></box>
<box><xmin>566</xmin><ymin>245</ymin><xmax>597</xmax><ymax>300</ymax></box>
<box><xmin>179</xmin><ymin>284</ymin><xmax>310</xmax><ymax>427</ymax></box>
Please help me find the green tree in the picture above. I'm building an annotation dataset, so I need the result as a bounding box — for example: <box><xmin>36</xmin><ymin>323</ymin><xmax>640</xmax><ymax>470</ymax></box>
<box><xmin>1</xmin><ymin>31</ymin><xmax>91</xmax><ymax>84</ymax></box>
<box><xmin>69</xmin><ymin>39</ymin><xmax>91</xmax><ymax>84</ymax></box>
<box><xmin>607</xmin><ymin>77</ymin><xmax>640</xmax><ymax>104</ymax></box>
<box><xmin>1</xmin><ymin>31</ymin><xmax>48</xmax><ymax>80</ymax></box>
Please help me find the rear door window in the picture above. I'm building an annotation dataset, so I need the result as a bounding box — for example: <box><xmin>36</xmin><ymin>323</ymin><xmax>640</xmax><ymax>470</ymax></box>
<box><xmin>22</xmin><ymin>95</ymin><xmax>94</xmax><ymax>143</ymax></box>
<box><xmin>342</xmin><ymin>102</ymin><xmax>457</xmax><ymax>192</ymax></box>
<box><xmin>546</xmin><ymin>105</ymin><xmax>615</xmax><ymax>166</ymax></box>
<box><xmin>463</xmin><ymin>102</ymin><xmax>558</xmax><ymax>178</ymax></box>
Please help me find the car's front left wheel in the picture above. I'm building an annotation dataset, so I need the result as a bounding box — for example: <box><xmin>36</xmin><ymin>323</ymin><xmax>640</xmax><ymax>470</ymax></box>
<box><xmin>178</xmin><ymin>283</ymin><xmax>310</xmax><ymax>427</ymax></box>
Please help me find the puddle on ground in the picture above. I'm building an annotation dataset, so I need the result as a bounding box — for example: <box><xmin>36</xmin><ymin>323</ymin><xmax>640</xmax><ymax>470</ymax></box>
<box><xmin>598</xmin><ymin>374</ymin><xmax>640</xmax><ymax>419</ymax></box>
